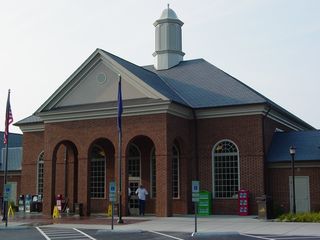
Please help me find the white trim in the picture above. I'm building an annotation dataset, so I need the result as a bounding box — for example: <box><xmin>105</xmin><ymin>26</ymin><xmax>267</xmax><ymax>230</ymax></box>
<box><xmin>90</xmin><ymin>144</ymin><xmax>106</xmax><ymax>199</ymax></box>
<box><xmin>150</xmin><ymin>147</ymin><xmax>156</xmax><ymax>199</ymax></box>
<box><xmin>212</xmin><ymin>139</ymin><xmax>240</xmax><ymax>199</ymax></box>
<box><xmin>36</xmin><ymin>151</ymin><xmax>44</xmax><ymax>195</ymax></box>
<box><xmin>196</xmin><ymin>104</ymin><xmax>267</xmax><ymax>119</ymax></box>
<box><xmin>19</xmin><ymin>123</ymin><xmax>44</xmax><ymax>133</ymax></box>
<box><xmin>128</xmin><ymin>143</ymin><xmax>141</xmax><ymax>179</ymax></box>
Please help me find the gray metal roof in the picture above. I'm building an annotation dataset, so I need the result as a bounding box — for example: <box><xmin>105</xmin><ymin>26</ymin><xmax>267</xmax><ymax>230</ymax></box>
<box><xmin>0</xmin><ymin>132</ymin><xmax>23</xmax><ymax>171</ymax></box>
<box><xmin>101</xmin><ymin>50</ymin><xmax>188</xmax><ymax>106</ymax></box>
<box><xmin>15</xmin><ymin>49</ymin><xmax>314</xmax><ymax>130</ymax></box>
<box><xmin>144</xmin><ymin>59</ymin><xmax>267</xmax><ymax>108</ymax></box>
<box><xmin>14</xmin><ymin>115</ymin><xmax>42</xmax><ymax>126</ymax></box>
<box><xmin>267</xmin><ymin>130</ymin><xmax>320</xmax><ymax>163</ymax></box>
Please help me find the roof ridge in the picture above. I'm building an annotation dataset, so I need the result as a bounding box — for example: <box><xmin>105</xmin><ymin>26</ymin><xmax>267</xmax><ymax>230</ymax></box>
<box><xmin>152</xmin><ymin>71</ymin><xmax>194</xmax><ymax>107</ymax></box>
<box><xmin>101</xmin><ymin>49</ymin><xmax>188</xmax><ymax>106</ymax></box>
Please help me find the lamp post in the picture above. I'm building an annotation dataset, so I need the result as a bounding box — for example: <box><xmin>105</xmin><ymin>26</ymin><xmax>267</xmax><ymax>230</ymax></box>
<box><xmin>289</xmin><ymin>146</ymin><xmax>296</xmax><ymax>214</ymax></box>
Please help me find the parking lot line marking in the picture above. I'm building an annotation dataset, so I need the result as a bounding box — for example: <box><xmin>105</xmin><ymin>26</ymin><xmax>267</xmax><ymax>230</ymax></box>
<box><xmin>36</xmin><ymin>227</ymin><xmax>51</xmax><ymax>240</ymax></box>
<box><xmin>274</xmin><ymin>237</ymin><xmax>320</xmax><ymax>240</ymax></box>
<box><xmin>73</xmin><ymin>228</ymin><xmax>97</xmax><ymax>240</ymax></box>
<box><xmin>241</xmin><ymin>233</ymin><xmax>275</xmax><ymax>240</ymax></box>
<box><xmin>148</xmin><ymin>230</ymin><xmax>185</xmax><ymax>240</ymax></box>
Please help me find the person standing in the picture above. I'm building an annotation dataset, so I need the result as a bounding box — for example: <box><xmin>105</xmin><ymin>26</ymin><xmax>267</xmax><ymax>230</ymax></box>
<box><xmin>127</xmin><ymin>187</ymin><xmax>131</xmax><ymax>216</ymax></box>
<box><xmin>135</xmin><ymin>185</ymin><xmax>148</xmax><ymax>216</ymax></box>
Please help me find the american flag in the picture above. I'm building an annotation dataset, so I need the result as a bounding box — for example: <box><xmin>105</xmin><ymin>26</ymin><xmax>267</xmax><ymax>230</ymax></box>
<box><xmin>4</xmin><ymin>90</ymin><xmax>13</xmax><ymax>145</ymax></box>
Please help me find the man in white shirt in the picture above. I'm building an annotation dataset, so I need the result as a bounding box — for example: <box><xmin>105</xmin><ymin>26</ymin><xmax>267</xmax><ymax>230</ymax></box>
<box><xmin>135</xmin><ymin>185</ymin><xmax>148</xmax><ymax>216</ymax></box>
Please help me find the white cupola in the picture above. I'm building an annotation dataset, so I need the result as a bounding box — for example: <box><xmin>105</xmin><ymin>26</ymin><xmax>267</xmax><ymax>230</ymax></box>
<box><xmin>153</xmin><ymin>5</ymin><xmax>185</xmax><ymax>70</ymax></box>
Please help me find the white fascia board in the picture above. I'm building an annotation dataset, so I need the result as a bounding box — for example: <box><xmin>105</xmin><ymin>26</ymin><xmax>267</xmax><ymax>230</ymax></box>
<box><xmin>99</xmin><ymin>51</ymin><xmax>168</xmax><ymax>100</ymax></box>
<box><xmin>267</xmin><ymin>109</ymin><xmax>306</xmax><ymax>131</ymax></box>
<box><xmin>196</xmin><ymin>104</ymin><xmax>308</xmax><ymax>131</ymax></box>
<box><xmin>38</xmin><ymin>100</ymin><xmax>171</xmax><ymax>123</ymax></box>
<box><xmin>195</xmin><ymin>104</ymin><xmax>268</xmax><ymax>119</ymax></box>
<box><xmin>38</xmin><ymin>101</ymin><xmax>192</xmax><ymax>124</ymax></box>
<box><xmin>19</xmin><ymin>123</ymin><xmax>44</xmax><ymax>133</ymax></box>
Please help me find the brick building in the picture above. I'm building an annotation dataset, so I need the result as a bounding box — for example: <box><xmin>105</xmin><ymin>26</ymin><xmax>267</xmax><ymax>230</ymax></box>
<box><xmin>15</xmin><ymin>7</ymin><xmax>317</xmax><ymax>217</ymax></box>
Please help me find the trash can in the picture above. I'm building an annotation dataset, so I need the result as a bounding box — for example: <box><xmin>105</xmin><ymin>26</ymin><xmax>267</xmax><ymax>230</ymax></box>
<box><xmin>256</xmin><ymin>195</ymin><xmax>272</xmax><ymax>219</ymax></box>
<box><xmin>74</xmin><ymin>203</ymin><xmax>83</xmax><ymax>216</ymax></box>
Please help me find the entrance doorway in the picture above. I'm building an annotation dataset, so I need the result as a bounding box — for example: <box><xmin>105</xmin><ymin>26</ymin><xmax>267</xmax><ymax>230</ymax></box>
<box><xmin>289</xmin><ymin>176</ymin><xmax>310</xmax><ymax>213</ymax></box>
<box><xmin>128</xmin><ymin>144</ymin><xmax>140</xmax><ymax>216</ymax></box>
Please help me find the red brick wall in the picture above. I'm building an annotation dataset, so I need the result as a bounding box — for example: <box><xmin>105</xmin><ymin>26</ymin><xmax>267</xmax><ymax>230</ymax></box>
<box><xmin>197</xmin><ymin>115</ymin><xmax>265</xmax><ymax>214</ymax></box>
<box><xmin>21</xmin><ymin>131</ymin><xmax>44</xmax><ymax>196</ymax></box>
<box><xmin>21</xmin><ymin>111</ymin><xmax>299</xmax><ymax>216</ymax></box>
<box><xmin>268</xmin><ymin>166</ymin><xmax>320</xmax><ymax>213</ymax></box>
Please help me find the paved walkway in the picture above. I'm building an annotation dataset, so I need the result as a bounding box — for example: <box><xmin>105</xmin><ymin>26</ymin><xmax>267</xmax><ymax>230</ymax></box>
<box><xmin>1</xmin><ymin>214</ymin><xmax>320</xmax><ymax>236</ymax></box>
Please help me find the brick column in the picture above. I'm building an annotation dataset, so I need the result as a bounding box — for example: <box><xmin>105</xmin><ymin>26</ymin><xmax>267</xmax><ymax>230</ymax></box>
<box><xmin>42</xmin><ymin>148</ymin><xmax>56</xmax><ymax>216</ymax></box>
<box><xmin>77</xmin><ymin>154</ymin><xmax>90</xmax><ymax>216</ymax></box>
<box><xmin>155</xmin><ymin>145</ymin><xmax>172</xmax><ymax>217</ymax></box>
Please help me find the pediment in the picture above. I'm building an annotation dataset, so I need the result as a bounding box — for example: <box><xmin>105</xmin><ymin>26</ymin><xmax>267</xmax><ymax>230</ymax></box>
<box><xmin>37</xmin><ymin>49</ymin><xmax>167</xmax><ymax>113</ymax></box>
<box><xmin>56</xmin><ymin>61</ymin><xmax>150</xmax><ymax>108</ymax></box>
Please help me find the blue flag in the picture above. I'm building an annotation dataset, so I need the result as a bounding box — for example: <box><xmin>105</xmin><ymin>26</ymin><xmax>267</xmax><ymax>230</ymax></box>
<box><xmin>117</xmin><ymin>75</ymin><xmax>123</xmax><ymax>133</ymax></box>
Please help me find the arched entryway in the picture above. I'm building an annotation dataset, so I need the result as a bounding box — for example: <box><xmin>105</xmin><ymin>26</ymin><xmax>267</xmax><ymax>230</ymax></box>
<box><xmin>126</xmin><ymin>135</ymin><xmax>155</xmax><ymax>215</ymax></box>
<box><xmin>88</xmin><ymin>138</ymin><xmax>115</xmax><ymax>213</ymax></box>
<box><xmin>51</xmin><ymin>141</ymin><xmax>78</xmax><ymax>213</ymax></box>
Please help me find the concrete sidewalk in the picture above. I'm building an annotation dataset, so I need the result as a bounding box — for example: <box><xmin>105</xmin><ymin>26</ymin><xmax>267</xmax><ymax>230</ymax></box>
<box><xmin>2</xmin><ymin>215</ymin><xmax>320</xmax><ymax>236</ymax></box>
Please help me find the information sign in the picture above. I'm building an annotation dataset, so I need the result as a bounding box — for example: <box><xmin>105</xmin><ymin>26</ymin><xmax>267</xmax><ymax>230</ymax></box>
<box><xmin>192</xmin><ymin>181</ymin><xmax>200</xmax><ymax>202</ymax></box>
<box><xmin>4</xmin><ymin>183</ymin><xmax>11</xmax><ymax>201</ymax></box>
<box><xmin>109</xmin><ymin>181</ymin><xmax>116</xmax><ymax>202</ymax></box>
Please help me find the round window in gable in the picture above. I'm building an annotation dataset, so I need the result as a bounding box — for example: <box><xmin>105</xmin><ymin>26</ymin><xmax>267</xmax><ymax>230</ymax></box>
<box><xmin>96</xmin><ymin>73</ymin><xmax>107</xmax><ymax>84</ymax></box>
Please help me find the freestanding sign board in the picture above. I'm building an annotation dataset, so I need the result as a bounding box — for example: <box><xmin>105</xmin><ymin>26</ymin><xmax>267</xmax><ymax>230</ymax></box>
<box><xmin>109</xmin><ymin>181</ymin><xmax>116</xmax><ymax>230</ymax></box>
<box><xmin>4</xmin><ymin>183</ymin><xmax>11</xmax><ymax>202</ymax></box>
<box><xmin>109</xmin><ymin>181</ymin><xmax>116</xmax><ymax>202</ymax></box>
<box><xmin>192</xmin><ymin>181</ymin><xmax>200</xmax><ymax>202</ymax></box>
<box><xmin>192</xmin><ymin>180</ymin><xmax>200</xmax><ymax>233</ymax></box>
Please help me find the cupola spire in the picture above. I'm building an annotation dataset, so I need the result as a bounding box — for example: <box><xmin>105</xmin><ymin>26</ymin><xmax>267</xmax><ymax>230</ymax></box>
<box><xmin>153</xmin><ymin>6</ymin><xmax>184</xmax><ymax>70</ymax></box>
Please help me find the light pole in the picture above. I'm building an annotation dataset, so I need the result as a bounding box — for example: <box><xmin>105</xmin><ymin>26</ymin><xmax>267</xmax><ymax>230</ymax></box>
<box><xmin>289</xmin><ymin>146</ymin><xmax>296</xmax><ymax>214</ymax></box>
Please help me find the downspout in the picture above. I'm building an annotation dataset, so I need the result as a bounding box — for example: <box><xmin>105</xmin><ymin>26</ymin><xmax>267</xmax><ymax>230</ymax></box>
<box><xmin>64</xmin><ymin>146</ymin><xmax>68</xmax><ymax>199</ymax></box>
<box><xmin>192</xmin><ymin>109</ymin><xmax>199</xmax><ymax>181</ymax></box>
<box><xmin>262</xmin><ymin>105</ymin><xmax>272</xmax><ymax>196</ymax></box>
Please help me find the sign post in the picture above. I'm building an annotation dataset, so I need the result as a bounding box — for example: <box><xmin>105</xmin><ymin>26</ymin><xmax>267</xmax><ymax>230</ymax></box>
<box><xmin>109</xmin><ymin>181</ymin><xmax>116</xmax><ymax>230</ymax></box>
<box><xmin>192</xmin><ymin>181</ymin><xmax>200</xmax><ymax>233</ymax></box>
<box><xmin>3</xmin><ymin>183</ymin><xmax>12</xmax><ymax>227</ymax></box>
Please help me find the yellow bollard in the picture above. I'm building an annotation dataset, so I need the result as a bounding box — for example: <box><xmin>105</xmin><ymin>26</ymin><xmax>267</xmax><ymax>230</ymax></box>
<box><xmin>106</xmin><ymin>203</ymin><xmax>112</xmax><ymax>217</ymax></box>
<box><xmin>8</xmin><ymin>205</ymin><xmax>15</xmax><ymax>218</ymax></box>
<box><xmin>52</xmin><ymin>205</ymin><xmax>60</xmax><ymax>219</ymax></box>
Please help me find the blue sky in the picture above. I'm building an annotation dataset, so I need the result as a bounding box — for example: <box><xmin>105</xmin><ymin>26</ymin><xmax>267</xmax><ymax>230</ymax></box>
<box><xmin>1</xmin><ymin>0</ymin><xmax>319</xmax><ymax>133</ymax></box>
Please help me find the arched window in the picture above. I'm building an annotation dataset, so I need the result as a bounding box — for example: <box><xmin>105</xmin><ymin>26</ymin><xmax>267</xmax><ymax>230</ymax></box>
<box><xmin>37</xmin><ymin>151</ymin><xmax>44</xmax><ymax>195</ymax></box>
<box><xmin>128</xmin><ymin>144</ymin><xmax>140</xmax><ymax>178</ymax></box>
<box><xmin>172</xmin><ymin>145</ymin><xmax>180</xmax><ymax>199</ymax></box>
<box><xmin>150</xmin><ymin>148</ymin><xmax>156</xmax><ymax>198</ymax></box>
<box><xmin>212</xmin><ymin>140</ymin><xmax>239</xmax><ymax>199</ymax></box>
<box><xmin>90</xmin><ymin>145</ymin><xmax>106</xmax><ymax>198</ymax></box>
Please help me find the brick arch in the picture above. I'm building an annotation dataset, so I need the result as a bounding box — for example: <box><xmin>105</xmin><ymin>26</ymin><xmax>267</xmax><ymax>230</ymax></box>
<box><xmin>50</xmin><ymin>140</ymin><xmax>78</xmax><ymax>214</ymax></box>
<box><xmin>87</xmin><ymin>138</ymin><xmax>115</xmax><ymax>213</ymax></box>
<box><xmin>125</xmin><ymin>135</ymin><xmax>156</xmax><ymax>215</ymax></box>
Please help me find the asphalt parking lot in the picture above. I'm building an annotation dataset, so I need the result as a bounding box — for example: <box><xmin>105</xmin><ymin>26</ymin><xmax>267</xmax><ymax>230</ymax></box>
<box><xmin>2</xmin><ymin>227</ymin><xmax>320</xmax><ymax>240</ymax></box>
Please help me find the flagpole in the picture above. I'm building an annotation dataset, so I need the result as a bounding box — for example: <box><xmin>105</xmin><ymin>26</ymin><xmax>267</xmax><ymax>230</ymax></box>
<box><xmin>2</xmin><ymin>89</ymin><xmax>12</xmax><ymax>227</ymax></box>
<box><xmin>3</xmin><ymin>131</ymin><xmax>9</xmax><ymax>227</ymax></box>
<box><xmin>117</xmin><ymin>74</ymin><xmax>123</xmax><ymax>224</ymax></box>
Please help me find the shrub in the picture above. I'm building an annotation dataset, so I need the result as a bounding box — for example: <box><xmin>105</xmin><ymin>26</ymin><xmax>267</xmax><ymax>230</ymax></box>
<box><xmin>277</xmin><ymin>212</ymin><xmax>320</xmax><ymax>222</ymax></box>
